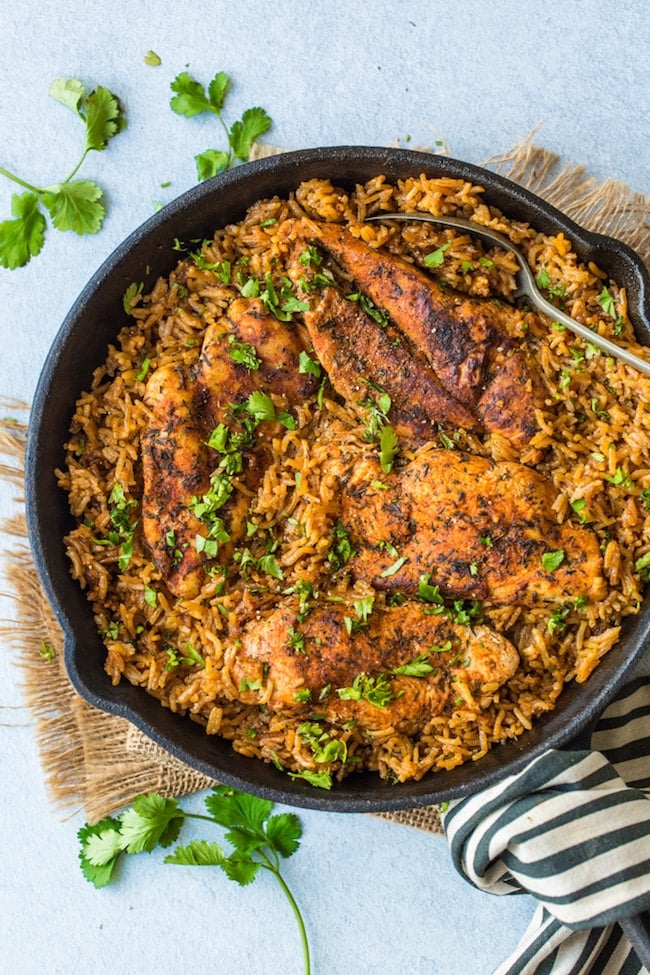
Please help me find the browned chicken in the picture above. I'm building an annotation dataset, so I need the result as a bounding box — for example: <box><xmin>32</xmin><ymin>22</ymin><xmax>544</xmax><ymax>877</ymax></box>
<box><xmin>231</xmin><ymin>599</ymin><xmax>520</xmax><ymax>734</ymax></box>
<box><xmin>295</xmin><ymin>279</ymin><xmax>478</xmax><ymax>440</ymax></box>
<box><xmin>141</xmin><ymin>299</ymin><xmax>317</xmax><ymax>597</ymax></box>
<box><xmin>342</xmin><ymin>446</ymin><xmax>606</xmax><ymax>606</ymax></box>
<box><xmin>196</xmin><ymin>298</ymin><xmax>317</xmax><ymax>426</ymax></box>
<box><xmin>141</xmin><ymin>362</ymin><xmax>213</xmax><ymax>598</ymax></box>
<box><xmin>290</xmin><ymin>218</ymin><xmax>544</xmax><ymax>444</ymax></box>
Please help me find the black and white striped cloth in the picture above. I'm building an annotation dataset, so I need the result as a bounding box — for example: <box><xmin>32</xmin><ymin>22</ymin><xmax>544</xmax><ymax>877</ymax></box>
<box><xmin>442</xmin><ymin>677</ymin><xmax>650</xmax><ymax>974</ymax></box>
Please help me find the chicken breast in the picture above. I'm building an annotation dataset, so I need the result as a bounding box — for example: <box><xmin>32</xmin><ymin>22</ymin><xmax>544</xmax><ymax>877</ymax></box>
<box><xmin>231</xmin><ymin>599</ymin><xmax>520</xmax><ymax>734</ymax></box>
<box><xmin>296</xmin><ymin>281</ymin><xmax>478</xmax><ymax>440</ymax></box>
<box><xmin>141</xmin><ymin>362</ymin><xmax>213</xmax><ymax>598</ymax></box>
<box><xmin>141</xmin><ymin>299</ymin><xmax>317</xmax><ymax>597</ymax></box>
<box><xmin>342</xmin><ymin>446</ymin><xmax>606</xmax><ymax>606</ymax></box>
<box><xmin>290</xmin><ymin>218</ymin><xmax>544</xmax><ymax>444</ymax></box>
<box><xmin>196</xmin><ymin>297</ymin><xmax>317</xmax><ymax>427</ymax></box>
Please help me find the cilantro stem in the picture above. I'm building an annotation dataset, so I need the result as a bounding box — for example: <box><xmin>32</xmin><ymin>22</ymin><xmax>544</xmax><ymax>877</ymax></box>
<box><xmin>184</xmin><ymin>810</ymin><xmax>310</xmax><ymax>973</ymax></box>
<box><xmin>0</xmin><ymin>148</ymin><xmax>89</xmax><ymax>194</ymax></box>
<box><xmin>63</xmin><ymin>150</ymin><xmax>89</xmax><ymax>184</ymax></box>
<box><xmin>259</xmin><ymin>852</ymin><xmax>311</xmax><ymax>975</ymax></box>
<box><xmin>0</xmin><ymin>164</ymin><xmax>43</xmax><ymax>194</ymax></box>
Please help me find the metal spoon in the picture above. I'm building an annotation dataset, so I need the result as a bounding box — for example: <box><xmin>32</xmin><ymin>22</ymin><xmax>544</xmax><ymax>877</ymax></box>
<box><xmin>366</xmin><ymin>212</ymin><xmax>650</xmax><ymax>377</ymax></box>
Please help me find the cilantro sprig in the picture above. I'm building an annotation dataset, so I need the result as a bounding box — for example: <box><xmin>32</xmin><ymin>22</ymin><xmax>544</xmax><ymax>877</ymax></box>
<box><xmin>169</xmin><ymin>70</ymin><xmax>271</xmax><ymax>181</ymax></box>
<box><xmin>0</xmin><ymin>78</ymin><xmax>125</xmax><ymax>269</ymax></box>
<box><xmin>78</xmin><ymin>786</ymin><xmax>311</xmax><ymax>974</ymax></box>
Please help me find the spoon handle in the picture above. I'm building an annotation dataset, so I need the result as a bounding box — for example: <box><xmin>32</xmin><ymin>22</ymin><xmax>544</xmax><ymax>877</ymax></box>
<box><xmin>366</xmin><ymin>212</ymin><xmax>650</xmax><ymax>378</ymax></box>
<box><xmin>525</xmin><ymin>286</ymin><xmax>650</xmax><ymax>375</ymax></box>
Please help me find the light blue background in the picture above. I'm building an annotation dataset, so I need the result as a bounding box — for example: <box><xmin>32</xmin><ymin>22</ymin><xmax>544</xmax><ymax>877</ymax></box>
<box><xmin>1</xmin><ymin>2</ymin><xmax>648</xmax><ymax>973</ymax></box>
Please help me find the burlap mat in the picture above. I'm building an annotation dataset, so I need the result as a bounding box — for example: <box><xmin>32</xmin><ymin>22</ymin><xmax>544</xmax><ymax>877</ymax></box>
<box><xmin>1</xmin><ymin>138</ymin><xmax>648</xmax><ymax>830</ymax></box>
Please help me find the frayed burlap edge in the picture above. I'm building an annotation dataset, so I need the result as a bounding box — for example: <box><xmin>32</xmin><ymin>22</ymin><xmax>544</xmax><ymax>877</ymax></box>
<box><xmin>2</xmin><ymin>137</ymin><xmax>648</xmax><ymax>830</ymax></box>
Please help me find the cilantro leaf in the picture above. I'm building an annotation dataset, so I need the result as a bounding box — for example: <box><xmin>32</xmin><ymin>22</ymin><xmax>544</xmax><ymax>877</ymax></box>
<box><xmin>264</xmin><ymin>813</ymin><xmax>302</xmax><ymax>858</ymax></box>
<box><xmin>208</xmin><ymin>71</ymin><xmax>231</xmax><ymax>112</ymax></box>
<box><xmin>541</xmin><ymin>549</ymin><xmax>565</xmax><ymax>573</ymax></box>
<box><xmin>298</xmin><ymin>351</ymin><xmax>322</xmax><ymax>377</ymax></box>
<box><xmin>229</xmin><ymin>106</ymin><xmax>273</xmax><ymax>161</ymax></box>
<box><xmin>42</xmin><ymin>180</ymin><xmax>105</xmax><ymax>235</ymax></box>
<box><xmin>222</xmin><ymin>852</ymin><xmax>262</xmax><ymax>886</ymax></box>
<box><xmin>164</xmin><ymin>840</ymin><xmax>226</xmax><ymax>866</ymax></box>
<box><xmin>195</xmin><ymin>149</ymin><xmax>230</xmax><ymax>181</ymax></box>
<box><xmin>77</xmin><ymin>817</ymin><xmax>124</xmax><ymax>888</ymax></box>
<box><xmin>288</xmin><ymin>769</ymin><xmax>334</xmax><ymax>790</ymax></box>
<box><xmin>82</xmin><ymin>86</ymin><xmax>126</xmax><ymax>152</ymax></box>
<box><xmin>0</xmin><ymin>192</ymin><xmax>46</xmax><ymax>268</ymax></box>
<box><xmin>204</xmin><ymin>786</ymin><xmax>274</xmax><ymax>833</ymax></box>
<box><xmin>392</xmin><ymin>653</ymin><xmax>435</xmax><ymax>677</ymax></box>
<box><xmin>424</xmin><ymin>242</ymin><xmax>451</xmax><ymax>268</ymax></box>
<box><xmin>123</xmin><ymin>281</ymin><xmax>144</xmax><ymax>315</ymax></box>
<box><xmin>119</xmin><ymin>794</ymin><xmax>184</xmax><ymax>853</ymax></box>
<box><xmin>170</xmin><ymin>72</ymin><xmax>213</xmax><ymax>117</ymax></box>
<box><xmin>49</xmin><ymin>77</ymin><xmax>87</xmax><ymax>114</ymax></box>
<box><xmin>245</xmin><ymin>390</ymin><xmax>277</xmax><ymax>423</ymax></box>
<box><xmin>379</xmin><ymin>424</ymin><xmax>398</xmax><ymax>473</ymax></box>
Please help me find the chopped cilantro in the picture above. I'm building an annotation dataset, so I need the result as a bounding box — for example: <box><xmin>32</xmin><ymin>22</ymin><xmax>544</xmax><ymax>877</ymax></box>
<box><xmin>298</xmin><ymin>350</ymin><xmax>322</xmax><ymax>377</ymax></box>
<box><xmin>380</xmin><ymin>555</ymin><xmax>408</xmax><ymax>577</ymax></box>
<box><xmin>423</xmin><ymin>242</ymin><xmax>451</xmax><ymax>268</ymax></box>
<box><xmin>336</xmin><ymin>672</ymin><xmax>396</xmax><ymax>708</ymax></box>
<box><xmin>541</xmin><ymin>550</ymin><xmax>565</xmax><ymax>573</ymax></box>
<box><xmin>123</xmin><ymin>281</ymin><xmax>144</xmax><ymax>315</ymax></box>
<box><xmin>327</xmin><ymin>522</ymin><xmax>355</xmax><ymax>571</ymax></box>
<box><xmin>228</xmin><ymin>335</ymin><xmax>261</xmax><ymax>370</ymax></box>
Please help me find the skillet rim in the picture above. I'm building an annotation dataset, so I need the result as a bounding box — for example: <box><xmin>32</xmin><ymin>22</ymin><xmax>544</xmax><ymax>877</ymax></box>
<box><xmin>24</xmin><ymin>145</ymin><xmax>650</xmax><ymax>812</ymax></box>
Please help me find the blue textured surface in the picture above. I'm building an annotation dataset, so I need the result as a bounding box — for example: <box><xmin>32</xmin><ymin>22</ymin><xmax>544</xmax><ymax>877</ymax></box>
<box><xmin>1</xmin><ymin>2</ymin><xmax>648</xmax><ymax>972</ymax></box>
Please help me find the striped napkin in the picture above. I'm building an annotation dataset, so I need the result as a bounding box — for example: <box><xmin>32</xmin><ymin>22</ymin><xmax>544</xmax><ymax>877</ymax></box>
<box><xmin>442</xmin><ymin>677</ymin><xmax>650</xmax><ymax>974</ymax></box>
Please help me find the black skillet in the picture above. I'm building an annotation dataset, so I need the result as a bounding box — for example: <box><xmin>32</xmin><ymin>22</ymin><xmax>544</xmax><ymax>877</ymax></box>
<box><xmin>25</xmin><ymin>147</ymin><xmax>650</xmax><ymax>817</ymax></box>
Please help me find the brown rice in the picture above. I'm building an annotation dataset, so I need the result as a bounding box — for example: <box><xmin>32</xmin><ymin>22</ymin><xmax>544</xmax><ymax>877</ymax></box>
<box><xmin>58</xmin><ymin>173</ymin><xmax>650</xmax><ymax>788</ymax></box>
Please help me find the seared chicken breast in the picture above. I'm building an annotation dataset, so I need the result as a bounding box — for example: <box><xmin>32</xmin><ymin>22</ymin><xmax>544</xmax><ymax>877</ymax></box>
<box><xmin>342</xmin><ymin>446</ymin><xmax>606</xmax><ymax>606</ymax></box>
<box><xmin>231</xmin><ymin>599</ymin><xmax>520</xmax><ymax>734</ymax></box>
<box><xmin>141</xmin><ymin>299</ymin><xmax>317</xmax><ymax>597</ymax></box>
<box><xmin>296</xmin><ymin>280</ymin><xmax>478</xmax><ymax>440</ymax></box>
<box><xmin>289</xmin><ymin>218</ymin><xmax>544</xmax><ymax>444</ymax></box>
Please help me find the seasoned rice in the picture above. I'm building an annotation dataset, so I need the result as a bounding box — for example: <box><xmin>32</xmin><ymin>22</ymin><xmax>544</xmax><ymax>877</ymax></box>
<box><xmin>58</xmin><ymin>173</ymin><xmax>650</xmax><ymax>787</ymax></box>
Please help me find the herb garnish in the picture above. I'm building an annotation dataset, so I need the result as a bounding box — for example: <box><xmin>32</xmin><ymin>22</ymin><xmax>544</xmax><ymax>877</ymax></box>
<box><xmin>94</xmin><ymin>483</ymin><xmax>138</xmax><ymax>570</ymax></box>
<box><xmin>78</xmin><ymin>787</ymin><xmax>311</xmax><ymax>974</ymax></box>
<box><xmin>598</xmin><ymin>286</ymin><xmax>625</xmax><ymax>335</ymax></box>
<box><xmin>165</xmin><ymin>643</ymin><xmax>206</xmax><ymax>671</ymax></box>
<box><xmin>417</xmin><ymin>573</ymin><xmax>483</xmax><ymax>625</ymax></box>
<box><xmin>536</xmin><ymin>267</ymin><xmax>567</xmax><ymax>299</ymax></box>
<box><xmin>169</xmin><ymin>70</ymin><xmax>271</xmax><ymax>181</ymax></box>
<box><xmin>298</xmin><ymin>723</ymin><xmax>348</xmax><ymax>764</ymax></box>
<box><xmin>327</xmin><ymin>522</ymin><xmax>355</xmax><ymax>571</ymax></box>
<box><xmin>635</xmin><ymin>552</ymin><xmax>650</xmax><ymax>581</ymax></box>
<box><xmin>228</xmin><ymin>334</ymin><xmax>262</xmax><ymax>370</ymax></box>
<box><xmin>244</xmin><ymin>390</ymin><xmax>297</xmax><ymax>429</ymax></box>
<box><xmin>0</xmin><ymin>78</ymin><xmax>126</xmax><ymax>268</ymax></box>
<box><xmin>347</xmin><ymin>291</ymin><xmax>390</xmax><ymax>328</ymax></box>
<box><xmin>541</xmin><ymin>550</ymin><xmax>565</xmax><ymax>573</ymax></box>
<box><xmin>336</xmin><ymin>672</ymin><xmax>397</xmax><ymax>708</ymax></box>
<box><xmin>423</xmin><ymin>242</ymin><xmax>451</xmax><ymax>268</ymax></box>
<box><xmin>123</xmin><ymin>281</ymin><xmax>144</xmax><ymax>315</ymax></box>
<box><xmin>343</xmin><ymin>595</ymin><xmax>375</xmax><ymax>634</ymax></box>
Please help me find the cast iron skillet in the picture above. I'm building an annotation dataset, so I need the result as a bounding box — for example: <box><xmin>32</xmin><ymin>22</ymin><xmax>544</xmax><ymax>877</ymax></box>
<box><xmin>25</xmin><ymin>146</ymin><xmax>650</xmax><ymax>814</ymax></box>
